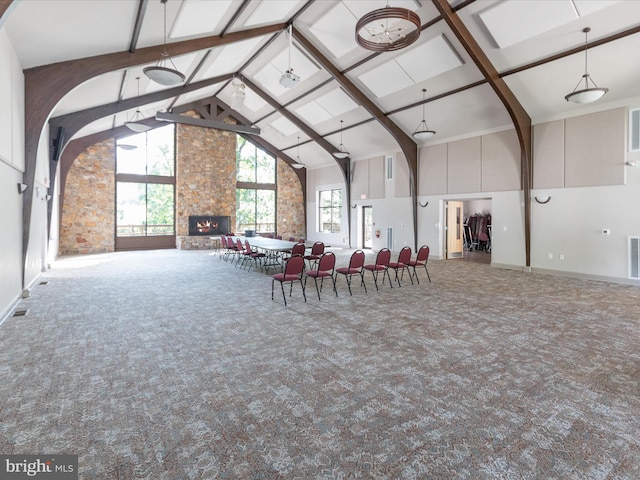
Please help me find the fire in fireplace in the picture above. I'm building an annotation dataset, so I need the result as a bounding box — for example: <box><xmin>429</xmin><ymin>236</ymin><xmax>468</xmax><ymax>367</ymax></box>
<box><xmin>188</xmin><ymin>216</ymin><xmax>230</xmax><ymax>236</ymax></box>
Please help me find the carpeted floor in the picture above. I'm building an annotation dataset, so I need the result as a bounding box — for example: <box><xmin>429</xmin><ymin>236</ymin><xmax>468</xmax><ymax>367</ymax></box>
<box><xmin>0</xmin><ymin>248</ymin><xmax>638</xmax><ymax>479</ymax></box>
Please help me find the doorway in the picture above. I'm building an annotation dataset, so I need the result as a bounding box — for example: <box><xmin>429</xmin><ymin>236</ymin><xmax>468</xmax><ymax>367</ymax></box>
<box><xmin>362</xmin><ymin>206</ymin><xmax>373</xmax><ymax>249</ymax></box>
<box><xmin>445</xmin><ymin>200</ymin><xmax>464</xmax><ymax>259</ymax></box>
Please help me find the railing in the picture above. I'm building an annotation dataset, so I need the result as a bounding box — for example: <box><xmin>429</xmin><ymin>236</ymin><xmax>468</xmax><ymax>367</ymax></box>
<box><xmin>117</xmin><ymin>224</ymin><xmax>174</xmax><ymax>237</ymax></box>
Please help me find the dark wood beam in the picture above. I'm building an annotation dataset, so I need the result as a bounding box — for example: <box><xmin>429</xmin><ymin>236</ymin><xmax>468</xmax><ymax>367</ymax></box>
<box><xmin>0</xmin><ymin>0</ymin><xmax>14</xmax><ymax>24</ymax></box>
<box><xmin>155</xmin><ymin>111</ymin><xmax>260</xmax><ymax>134</ymax></box>
<box><xmin>128</xmin><ymin>0</ymin><xmax>148</xmax><ymax>53</ymax></box>
<box><xmin>220</xmin><ymin>0</ymin><xmax>251</xmax><ymax>37</ymax></box>
<box><xmin>293</xmin><ymin>29</ymin><xmax>418</xmax><ymax>250</ymax></box>
<box><xmin>432</xmin><ymin>0</ymin><xmax>533</xmax><ymax>267</ymax></box>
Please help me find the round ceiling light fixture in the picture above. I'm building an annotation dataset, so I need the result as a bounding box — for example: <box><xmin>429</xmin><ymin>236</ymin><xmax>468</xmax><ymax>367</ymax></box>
<box><xmin>355</xmin><ymin>3</ymin><xmax>421</xmax><ymax>52</ymax></box>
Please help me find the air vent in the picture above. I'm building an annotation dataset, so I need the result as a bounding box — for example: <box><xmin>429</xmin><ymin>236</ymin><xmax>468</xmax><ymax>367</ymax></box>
<box><xmin>386</xmin><ymin>155</ymin><xmax>394</xmax><ymax>180</ymax></box>
<box><xmin>386</xmin><ymin>227</ymin><xmax>394</xmax><ymax>250</ymax></box>
<box><xmin>12</xmin><ymin>309</ymin><xmax>29</xmax><ymax>317</ymax></box>
<box><xmin>629</xmin><ymin>236</ymin><xmax>640</xmax><ymax>279</ymax></box>
<box><xmin>39</xmin><ymin>281</ymin><xmax>49</xmax><ymax>285</ymax></box>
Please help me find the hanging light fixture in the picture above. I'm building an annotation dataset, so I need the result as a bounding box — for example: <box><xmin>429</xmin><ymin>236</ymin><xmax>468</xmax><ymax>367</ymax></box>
<box><xmin>292</xmin><ymin>136</ymin><xmax>305</xmax><ymax>169</ymax></box>
<box><xmin>231</xmin><ymin>80</ymin><xmax>246</xmax><ymax>109</ymax></box>
<box><xmin>565</xmin><ymin>27</ymin><xmax>608</xmax><ymax>104</ymax></box>
<box><xmin>412</xmin><ymin>89</ymin><xmax>435</xmax><ymax>140</ymax></box>
<box><xmin>117</xmin><ymin>143</ymin><xmax>137</xmax><ymax>151</ymax></box>
<box><xmin>144</xmin><ymin>0</ymin><xmax>186</xmax><ymax>86</ymax></box>
<box><xmin>125</xmin><ymin>77</ymin><xmax>152</xmax><ymax>133</ymax></box>
<box><xmin>355</xmin><ymin>1</ymin><xmax>421</xmax><ymax>52</ymax></box>
<box><xmin>279</xmin><ymin>24</ymin><xmax>300</xmax><ymax>88</ymax></box>
<box><xmin>333</xmin><ymin>120</ymin><xmax>350</xmax><ymax>159</ymax></box>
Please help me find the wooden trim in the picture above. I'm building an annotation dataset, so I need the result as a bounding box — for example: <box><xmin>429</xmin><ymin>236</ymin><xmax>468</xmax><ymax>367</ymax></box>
<box><xmin>128</xmin><ymin>0</ymin><xmax>148</xmax><ymax>53</ymax></box>
<box><xmin>155</xmin><ymin>111</ymin><xmax>260</xmax><ymax>134</ymax></box>
<box><xmin>0</xmin><ymin>0</ymin><xmax>14</xmax><ymax>24</ymax></box>
<box><xmin>236</xmin><ymin>182</ymin><xmax>277</xmax><ymax>191</ymax></box>
<box><xmin>115</xmin><ymin>174</ymin><xmax>176</xmax><ymax>185</ymax></box>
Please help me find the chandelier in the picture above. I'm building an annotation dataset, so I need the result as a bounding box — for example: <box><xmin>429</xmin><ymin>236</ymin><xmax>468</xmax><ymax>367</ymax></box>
<box><xmin>355</xmin><ymin>2</ymin><xmax>421</xmax><ymax>52</ymax></box>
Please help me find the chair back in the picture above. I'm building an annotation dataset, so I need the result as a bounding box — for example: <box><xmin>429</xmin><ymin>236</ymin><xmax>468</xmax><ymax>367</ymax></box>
<box><xmin>220</xmin><ymin>235</ymin><xmax>228</xmax><ymax>249</ymax></box>
<box><xmin>298</xmin><ymin>238</ymin><xmax>305</xmax><ymax>243</ymax></box>
<box><xmin>285</xmin><ymin>255</ymin><xmax>305</xmax><ymax>276</ymax></box>
<box><xmin>291</xmin><ymin>242</ymin><xmax>306</xmax><ymax>256</ymax></box>
<box><xmin>349</xmin><ymin>250</ymin><xmax>366</xmax><ymax>270</ymax></box>
<box><xmin>310</xmin><ymin>241</ymin><xmax>325</xmax><ymax>255</ymax></box>
<box><xmin>316</xmin><ymin>252</ymin><xmax>336</xmax><ymax>273</ymax></box>
<box><xmin>244</xmin><ymin>240</ymin><xmax>252</xmax><ymax>254</ymax></box>
<box><xmin>376</xmin><ymin>248</ymin><xmax>391</xmax><ymax>267</ymax></box>
<box><xmin>397</xmin><ymin>246</ymin><xmax>412</xmax><ymax>264</ymax></box>
<box><xmin>236</xmin><ymin>238</ymin><xmax>243</xmax><ymax>252</ymax></box>
<box><xmin>288</xmin><ymin>237</ymin><xmax>296</xmax><ymax>242</ymax></box>
<box><xmin>416</xmin><ymin>245</ymin><xmax>430</xmax><ymax>262</ymax></box>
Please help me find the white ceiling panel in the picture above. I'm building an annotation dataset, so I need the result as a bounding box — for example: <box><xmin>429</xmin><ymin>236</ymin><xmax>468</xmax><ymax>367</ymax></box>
<box><xmin>52</xmin><ymin>71</ymin><xmax>123</xmax><ymax>117</ymax></box>
<box><xmin>478</xmin><ymin>1</ymin><xmax>577</xmax><ymax>48</ymax></box>
<box><xmin>244</xmin><ymin>0</ymin><xmax>301</xmax><ymax>27</ymax></box>
<box><xmin>253</xmin><ymin>62</ymin><xmax>289</xmax><ymax>97</ymax></box>
<box><xmin>358</xmin><ymin>61</ymin><xmax>414</xmax><ymax>99</ymax></box>
<box><xmin>308</xmin><ymin>2</ymin><xmax>358</xmax><ymax>60</ymax></box>
<box><xmin>170</xmin><ymin>0</ymin><xmax>233</xmax><ymax>39</ymax></box>
<box><xmin>294</xmin><ymin>102</ymin><xmax>333</xmax><ymax>126</ymax></box>
<box><xmin>200</xmin><ymin>36</ymin><xmax>266</xmax><ymax>79</ymax></box>
<box><xmin>573</xmin><ymin>0</ymin><xmax>621</xmax><ymax>17</ymax></box>
<box><xmin>342</xmin><ymin>0</ymin><xmax>419</xmax><ymax>20</ymax></box>
<box><xmin>395</xmin><ymin>34</ymin><xmax>463</xmax><ymax>83</ymax></box>
<box><xmin>315</xmin><ymin>88</ymin><xmax>359</xmax><ymax>117</ymax></box>
<box><xmin>271</xmin><ymin>45</ymin><xmax>320</xmax><ymax>79</ymax></box>
<box><xmin>242</xmin><ymin>88</ymin><xmax>269</xmax><ymax>113</ymax></box>
<box><xmin>270</xmin><ymin>116</ymin><xmax>299</xmax><ymax>137</ymax></box>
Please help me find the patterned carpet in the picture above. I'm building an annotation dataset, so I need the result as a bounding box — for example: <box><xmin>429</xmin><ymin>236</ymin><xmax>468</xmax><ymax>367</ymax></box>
<box><xmin>0</xmin><ymin>248</ymin><xmax>638</xmax><ymax>479</ymax></box>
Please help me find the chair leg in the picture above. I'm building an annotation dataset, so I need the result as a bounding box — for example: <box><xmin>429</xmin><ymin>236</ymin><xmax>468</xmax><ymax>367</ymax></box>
<box><xmin>372</xmin><ymin>271</ymin><xmax>379</xmax><ymax>291</ymax></box>
<box><xmin>385</xmin><ymin>268</ymin><xmax>393</xmax><ymax>288</ymax></box>
<box><xmin>412</xmin><ymin>266</ymin><xmax>420</xmax><ymax>284</ymax></box>
<box><xmin>425</xmin><ymin>265</ymin><xmax>431</xmax><ymax>282</ymax></box>
<box><xmin>346</xmin><ymin>274</ymin><xmax>353</xmax><ymax>295</ymax></box>
<box><xmin>360</xmin><ymin>272</ymin><xmax>367</xmax><ymax>293</ymax></box>
<box><xmin>300</xmin><ymin>278</ymin><xmax>307</xmax><ymax>302</ymax></box>
<box><xmin>281</xmin><ymin>281</ymin><xmax>287</xmax><ymax>306</ymax></box>
<box><xmin>314</xmin><ymin>277</ymin><xmax>321</xmax><ymax>300</ymax></box>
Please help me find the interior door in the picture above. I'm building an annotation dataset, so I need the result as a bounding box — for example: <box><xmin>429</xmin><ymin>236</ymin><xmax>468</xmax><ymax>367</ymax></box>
<box><xmin>362</xmin><ymin>206</ymin><xmax>373</xmax><ymax>249</ymax></box>
<box><xmin>446</xmin><ymin>201</ymin><xmax>464</xmax><ymax>259</ymax></box>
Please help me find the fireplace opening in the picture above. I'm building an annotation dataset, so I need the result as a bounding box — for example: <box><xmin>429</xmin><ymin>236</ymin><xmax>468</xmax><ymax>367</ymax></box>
<box><xmin>188</xmin><ymin>216</ymin><xmax>230</xmax><ymax>236</ymax></box>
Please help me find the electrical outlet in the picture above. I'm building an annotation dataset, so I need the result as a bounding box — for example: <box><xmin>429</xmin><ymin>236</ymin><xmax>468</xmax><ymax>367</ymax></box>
<box><xmin>548</xmin><ymin>253</ymin><xmax>553</xmax><ymax>259</ymax></box>
<box><xmin>560</xmin><ymin>254</ymin><xmax>565</xmax><ymax>260</ymax></box>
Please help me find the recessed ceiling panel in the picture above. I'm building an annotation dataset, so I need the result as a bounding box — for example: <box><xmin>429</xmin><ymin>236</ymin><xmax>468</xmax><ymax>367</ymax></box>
<box><xmin>270</xmin><ymin>116</ymin><xmax>299</xmax><ymax>136</ymax></box>
<box><xmin>271</xmin><ymin>45</ymin><xmax>320</xmax><ymax>79</ymax></box>
<box><xmin>315</xmin><ymin>88</ymin><xmax>359</xmax><ymax>117</ymax></box>
<box><xmin>253</xmin><ymin>62</ymin><xmax>288</xmax><ymax>97</ymax></box>
<box><xmin>358</xmin><ymin>61</ymin><xmax>414</xmax><ymax>99</ymax></box>
<box><xmin>573</xmin><ymin>0</ymin><xmax>621</xmax><ymax>17</ymax></box>
<box><xmin>308</xmin><ymin>2</ymin><xmax>358</xmax><ymax>59</ymax></box>
<box><xmin>201</xmin><ymin>36</ymin><xmax>266</xmax><ymax>78</ymax></box>
<box><xmin>294</xmin><ymin>102</ymin><xmax>333</xmax><ymax>126</ymax></box>
<box><xmin>395</xmin><ymin>34</ymin><xmax>463</xmax><ymax>83</ymax></box>
<box><xmin>242</xmin><ymin>89</ymin><xmax>269</xmax><ymax>113</ymax></box>
<box><xmin>170</xmin><ymin>0</ymin><xmax>233</xmax><ymax>38</ymax></box>
<box><xmin>479</xmin><ymin>0</ymin><xmax>577</xmax><ymax>49</ymax></box>
<box><xmin>244</xmin><ymin>0</ymin><xmax>301</xmax><ymax>27</ymax></box>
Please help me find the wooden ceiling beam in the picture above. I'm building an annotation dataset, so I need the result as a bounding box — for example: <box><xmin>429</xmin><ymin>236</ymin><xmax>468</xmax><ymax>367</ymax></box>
<box><xmin>432</xmin><ymin>0</ymin><xmax>533</xmax><ymax>267</ymax></box>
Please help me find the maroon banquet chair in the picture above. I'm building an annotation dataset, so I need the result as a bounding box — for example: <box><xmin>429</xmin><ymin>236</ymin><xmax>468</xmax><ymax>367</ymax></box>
<box><xmin>305</xmin><ymin>252</ymin><xmax>337</xmax><ymax>300</ymax></box>
<box><xmin>244</xmin><ymin>240</ymin><xmax>266</xmax><ymax>272</ymax></box>
<box><xmin>272</xmin><ymin>254</ymin><xmax>306</xmax><ymax>306</ymax></box>
<box><xmin>282</xmin><ymin>242</ymin><xmax>306</xmax><ymax>271</ymax></box>
<box><xmin>335</xmin><ymin>250</ymin><xmax>367</xmax><ymax>295</ymax></box>
<box><xmin>363</xmin><ymin>248</ymin><xmax>392</xmax><ymax>291</ymax></box>
<box><xmin>388</xmin><ymin>246</ymin><xmax>413</xmax><ymax>287</ymax></box>
<box><xmin>408</xmin><ymin>245</ymin><xmax>431</xmax><ymax>284</ymax></box>
<box><xmin>304</xmin><ymin>241</ymin><xmax>325</xmax><ymax>270</ymax></box>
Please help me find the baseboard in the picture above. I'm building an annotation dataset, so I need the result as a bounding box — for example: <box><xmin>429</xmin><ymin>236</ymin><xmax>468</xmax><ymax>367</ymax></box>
<box><xmin>530</xmin><ymin>267</ymin><xmax>640</xmax><ymax>286</ymax></box>
<box><xmin>0</xmin><ymin>292</ymin><xmax>25</xmax><ymax>328</ymax></box>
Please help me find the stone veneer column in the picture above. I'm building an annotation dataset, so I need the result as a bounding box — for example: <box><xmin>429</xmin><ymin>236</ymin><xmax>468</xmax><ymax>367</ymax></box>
<box><xmin>277</xmin><ymin>158</ymin><xmax>305</xmax><ymax>240</ymax></box>
<box><xmin>175</xmin><ymin>122</ymin><xmax>237</xmax><ymax>236</ymax></box>
<box><xmin>59</xmin><ymin>140</ymin><xmax>115</xmax><ymax>255</ymax></box>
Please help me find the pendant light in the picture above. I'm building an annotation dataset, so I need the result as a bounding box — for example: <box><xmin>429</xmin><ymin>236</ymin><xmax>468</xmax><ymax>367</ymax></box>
<box><xmin>144</xmin><ymin>0</ymin><xmax>186</xmax><ymax>86</ymax></box>
<box><xmin>356</xmin><ymin>1</ymin><xmax>421</xmax><ymax>52</ymax></box>
<box><xmin>292</xmin><ymin>136</ymin><xmax>305</xmax><ymax>169</ymax></box>
<box><xmin>279</xmin><ymin>24</ymin><xmax>300</xmax><ymax>88</ymax></box>
<box><xmin>333</xmin><ymin>120</ymin><xmax>350</xmax><ymax>159</ymax></box>
<box><xmin>565</xmin><ymin>27</ymin><xmax>608</xmax><ymax>104</ymax></box>
<box><xmin>125</xmin><ymin>77</ymin><xmax>152</xmax><ymax>133</ymax></box>
<box><xmin>412</xmin><ymin>89</ymin><xmax>435</xmax><ymax>140</ymax></box>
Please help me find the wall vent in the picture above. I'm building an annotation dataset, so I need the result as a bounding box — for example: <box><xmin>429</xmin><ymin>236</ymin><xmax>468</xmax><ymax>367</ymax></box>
<box><xmin>630</xmin><ymin>109</ymin><xmax>640</xmax><ymax>152</ymax></box>
<box><xmin>386</xmin><ymin>227</ymin><xmax>394</xmax><ymax>250</ymax></box>
<box><xmin>12</xmin><ymin>309</ymin><xmax>28</xmax><ymax>317</ymax></box>
<box><xmin>386</xmin><ymin>156</ymin><xmax>394</xmax><ymax>180</ymax></box>
<box><xmin>629</xmin><ymin>236</ymin><xmax>640</xmax><ymax>279</ymax></box>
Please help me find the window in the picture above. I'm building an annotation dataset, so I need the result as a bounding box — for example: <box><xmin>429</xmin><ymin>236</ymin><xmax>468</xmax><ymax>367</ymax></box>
<box><xmin>630</xmin><ymin>108</ymin><xmax>640</xmax><ymax>152</ymax></box>
<box><xmin>116</xmin><ymin>124</ymin><xmax>175</xmax><ymax>237</ymax></box>
<box><xmin>318</xmin><ymin>189</ymin><xmax>342</xmax><ymax>233</ymax></box>
<box><xmin>236</xmin><ymin>135</ymin><xmax>276</xmax><ymax>233</ymax></box>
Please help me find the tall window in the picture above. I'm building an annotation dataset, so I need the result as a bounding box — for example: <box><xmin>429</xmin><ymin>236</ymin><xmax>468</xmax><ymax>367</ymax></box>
<box><xmin>116</xmin><ymin>124</ymin><xmax>175</xmax><ymax>237</ymax></box>
<box><xmin>236</xmin><ymin>135</ymin><xmax>276</xmax><ymax>233</ymax></box>
<box><xmin>318</xmin><ymin>189</ymin><xmax>342</xmax><ymax>233</ymax></box>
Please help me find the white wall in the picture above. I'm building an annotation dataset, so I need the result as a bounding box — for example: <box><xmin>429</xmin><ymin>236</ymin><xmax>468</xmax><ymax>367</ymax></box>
<box><xmin>0</xmin><ymin>28</ymin><xmax>25</xmax><ymax>320</ymax></box>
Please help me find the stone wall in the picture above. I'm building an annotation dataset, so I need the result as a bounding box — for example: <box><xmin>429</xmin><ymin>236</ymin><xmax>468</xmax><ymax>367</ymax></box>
<box><xmin>59</xmin><ymin>122</ymin><xmax>306</xmax><ymax>254</ymax></box>
<box><xmin>175</xmin><ymin>122</ymin><xmax>237</xmax><ymax>236</ymax></box>
<box><xmin>277</xmin><ymin>158</ymin><xmax>305</xmax><ymax>240</ymax></box>
<box><xmin>59</xmin><ymin>140</ymin><xmax>115</xmax><ymax>255</ymax></box>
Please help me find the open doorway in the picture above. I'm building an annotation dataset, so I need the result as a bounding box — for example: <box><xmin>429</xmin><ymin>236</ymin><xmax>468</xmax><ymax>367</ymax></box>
<box><xmin>445</xmin><ymin>198</ymin><xmax>492</xmax><ymax>264</ymax></box>
<box><xmin>362</xmin><ymin>206</ymin><xmax>373</xmax><ymax>249</ymax></box>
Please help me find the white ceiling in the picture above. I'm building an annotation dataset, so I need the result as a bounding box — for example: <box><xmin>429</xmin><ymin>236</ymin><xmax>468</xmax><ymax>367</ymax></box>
<box><xmin>3</xmin><ymin>0</ymin><xmax>640</xmax><ymax>169</ymax></box>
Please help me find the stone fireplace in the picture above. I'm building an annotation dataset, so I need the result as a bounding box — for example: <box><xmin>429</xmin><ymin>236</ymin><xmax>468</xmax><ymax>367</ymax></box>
<box><xmin>188</xmin><ymin>215</ymin><xmax>230</xmax><ymax>237</ymax></box>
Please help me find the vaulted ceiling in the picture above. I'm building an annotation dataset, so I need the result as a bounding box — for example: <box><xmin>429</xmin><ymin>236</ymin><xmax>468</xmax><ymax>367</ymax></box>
<box><xmin>3</xmin><ymin>0</ymin><xmax>640</xmax><ymax>171</ymax></box>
